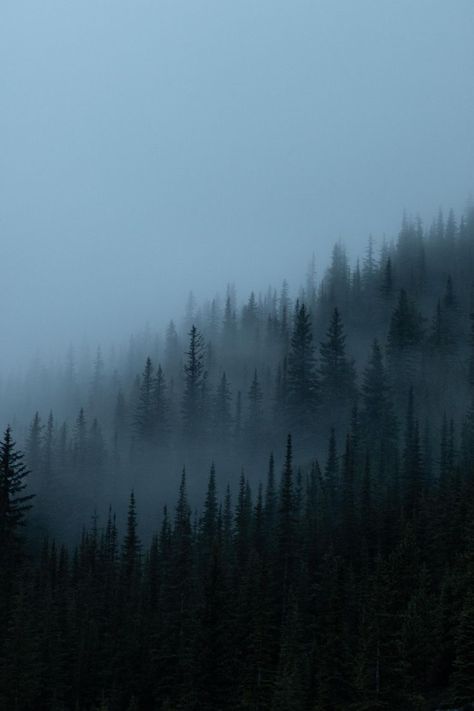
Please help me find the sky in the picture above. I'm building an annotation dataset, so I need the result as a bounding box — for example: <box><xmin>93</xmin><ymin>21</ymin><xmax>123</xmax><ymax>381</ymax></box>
<box><xmin>1</xmin><ymin>0</ymin><xmax>473</xmax><ymax>370</ymax></box>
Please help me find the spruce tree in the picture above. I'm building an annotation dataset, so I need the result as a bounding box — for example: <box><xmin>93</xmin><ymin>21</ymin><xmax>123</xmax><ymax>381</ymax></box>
<box><xmin>286</xmin><ymin>302</ymin><xmax>318</xmax><ymax>435</ymax></box>
<box><xmin>182</xmin><ymin>325</ymin><xmax>206</xmax><ymax>441</ymax></box>
<box><xmin>0</xmin><ymin>427</ymin><xmax>34</xmax><ymax>561</ymax></box>
<box><xmin>387</xmin><ymin>289</ymin><xmax>424</xmax><ymax>353</ymax></box>
<box><xmin>153</xmin><ymin>364</ymin><xmax>169</xmax><ymax>445</ymax></box>
<box><xmin>135</xmin><ymin>357</ymin><xmax>155</xmax><ymax>443</ymax></box>
<box><xmin>319</xmin><ymin>307</ymin><xmax>356</xmax><ymax>412</ymax></box>
<box><xmin>213</xmin><ymin>372</ymin><xmax>233</xmax><ymax>444</ymax></box>
<box><xmin>245</xmin><ymin>369</ymin><xmax>264</xmax><ymax>454</ymax></box>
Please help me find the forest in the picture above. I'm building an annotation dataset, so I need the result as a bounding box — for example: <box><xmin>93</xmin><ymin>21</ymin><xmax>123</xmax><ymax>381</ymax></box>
<box><xmin>1</xmin><ymin>206</ymin><xmax>474</xmax><ymax>710</ymax></box>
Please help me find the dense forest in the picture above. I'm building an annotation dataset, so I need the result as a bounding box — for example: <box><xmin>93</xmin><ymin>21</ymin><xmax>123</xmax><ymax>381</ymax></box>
<box><xmin>1</xmin><ymin>206</ymin><xmax>474</xmax><ymax>709</ymax></box>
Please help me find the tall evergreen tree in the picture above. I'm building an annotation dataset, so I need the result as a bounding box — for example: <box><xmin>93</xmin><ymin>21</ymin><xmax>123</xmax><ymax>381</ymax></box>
<box><xmin>153</xmin><ymin>364</ymin><xmax>169</xmax><ymax>445</ymax></box>
<box><xmin>182</xmin><ymin>325</ymin><xmax>207</xmax><ymax>441</ymax></box>
<box><xmin>319</xmin><ymin>308</ymin><xmax>356</xmax><ymax>412</ymax></box>
<box><xmin>213</xmin><ymin>372</ymin><xmax>233</xmax><ymax>444</ymax></box>
<box><xmin>0</xmin><ymin>427</ymin><xmax>34</xmax><ymax>562</ymax></box>
<box><xmin>286</xmin><ymin>303</ymin><xmax>318</xmax><ymax>435</ymax></box>
<box><xmin>135</xmin><ymin>357</ymin><xmax>155</xmax><ymax>443</ymax></box>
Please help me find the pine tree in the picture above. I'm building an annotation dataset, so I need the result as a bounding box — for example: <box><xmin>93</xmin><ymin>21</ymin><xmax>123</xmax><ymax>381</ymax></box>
<box><xmin>222</xmin><ymin>292</ymin><xmax>237</xmax><ymax>359</ymax></box>
<box><xmin>26</xmin><ymin>411</ymin><xmax>43</xmax><ymax>491</ymax></box>
<box><xmin>361</xmin><ymin>340</ymin><xmax>398</xmax><ymax>473</ymax></box>
<box><xmin>164</xmin><ymin>320</ymin><xmax>180</xmax><ymax>377</ymax></box>
<box><xmin>380</xmin><ymin>256</ymin><xmax>394</xmax><ymax>299</ymax></box>
<box><xmin>387</xmin><ymin>289</ymin><xmax>424</xmax><ymax>353</ymax></box>
<box><xmin>402</xmin><ymin>388</ymin><xmax>424</xmax><ymax>518</ymax></box>
<box><xmin>73</xmin><ymin>407</ymin><xmax>88</xmax><ymax>474</ymax></box>
<box><xmin>277</xmin><ymin>435</ymin><xmax>296</xmax><ymax>620</ymax></box>
<box><xmin>234</xmin><ymin>389</ymin><xmax>242</xmax><ymax>448</ymax></box>
<box><xmin>362</xmin><ymin>235</ymin><xmax>376</xmax><ymax>289</ymax></box>
<box><xmin>153</xmin><ymin>364</ymin><xmax>169</xmax><ymax>445</ymax></box>
<box><xmin>182</xmin><ymin>325</ymin><xmax>206</xmax><ymax>441</ymax></box>
<box><xmin>0</xmin><ymin>427</ymin><xmax>34</xmax><ymax>561</ymax></box>
<box><xmin>264</xmin><ymin>452</ymin><xmax>277</xmax><ymax>548</ymax></box>
<box><xmin>90</xmin><ymin>346</ymin><xmax>105</xmax><ymax>412</ymax></box>
<box><xmin>41</xmin><ymin>411</ymin><xmax>55</xmax><ymax>485</ymax></box>
<box><xmin>135</xmin><ymin>357</ymin><xmax>155</xmax><ymax>443</ymax></box>
<box><xmin>319</xmin><ymin>308</ymin><xmax>356</xmax><ymax>412</ymax></box>
<box><xmin>121</xmin><ymin>490</ymin><xmax>141</xmax><ymax>594</ymax></box>
<box><xmin>286</xmin><ymin>302</ymin><xmax>318</xmax><ymax>435</ymax></box>
<box><xmin>324</xmin><ymin>427</ymin><xmax>338</xmax><ymax>521</ymax></box>
<box><xmin>213</xmin><ymin>372</ymin><xmax>233</xmax><ymax>444</ymax></box>
<box><xmin>234</xmin><ymin>471</ymin><xmax>252</xmax><ymax>569</ymax></box>
<box><xmin>161</xmin><ymin>469</ymin><xmax>195</xmax><ymax>705</ymax></box>
<box><xmin>199</xmin><ymin>464</ymin><xmax>218</xmax><ymax>561</ymax></box>
<box><xmin>245</xmin><ymin>369</ymin><xmax>264</xmax><ymax>454</ymax></box>
<box><xmin>0</xmin><ymin>428</ymin><xmax>34</xmax><ymax>627</ymax></box>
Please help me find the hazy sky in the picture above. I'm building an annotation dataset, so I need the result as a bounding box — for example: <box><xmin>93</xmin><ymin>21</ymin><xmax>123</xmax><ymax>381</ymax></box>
<box><xmin>1</xmin><ymin>0</ymin><xmax>473</xmax><ymax>369</ymax></box>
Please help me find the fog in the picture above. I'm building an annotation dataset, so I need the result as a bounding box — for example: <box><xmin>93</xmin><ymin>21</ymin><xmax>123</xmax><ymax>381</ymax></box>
<box><xmin>1</xmin><ymin>0</ymin><xmax>473</xmax><ymax>370</ymax></box>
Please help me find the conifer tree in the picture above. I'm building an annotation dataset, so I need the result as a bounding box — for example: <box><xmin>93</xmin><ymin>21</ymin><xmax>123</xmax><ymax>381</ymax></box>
<box><xmin>0</xmin><ymin>427</ymin><xmax>34</xmax><ymax>559</ymax></box>
<box><xmin>121</xmin><ymin>490</ymin><xmax>141</xmax><ymax>594</ymax></box>
<box><xmin>245</xmin><ymin>369</ymin><xmax>264</xmax><ymax>453</ymax></box>
<box><xmin>277</xmin><ymin>435</ymin><xmax>296</xmax><ymax>620</ymax></box>
<box><xmin>362</xmin><ymin>340</ymin><xmax>398</xmax><ymax>470</ymax></box>
<box><xmin>387</xmin><ymin>289</ymin><xmax>424</xmax><ymax>353</ymax></box>
<box><xmin>286</xmin><ymin>303</ymin><xmax>318</xmax><ymax>435</ymax></box>
<box><xmin>182</xmin><ymin>325</ymin><xmax>206</xmax><ymax>441</ymax></box>
<box><xmin>164</xmin><ymin>320</ymin><xmax>180</xmax><ymax>377</ymax></box>
<box><xmin>26</xmin><ymin>411</ymin><xmax>43</xmax><ymax>490</ymax></box>
<box><xmin>319</xmin><ymin>308</ymin><xmax>356</xmax><ymax>411</ymax></box>
<box><xmin>199</xmin><ymin>464</ymin><xmax>218</xmax><ymax>562</ymax></box>
<box><xmin>213</xmin><ymin>372</ymin><xmax>233</xmax><ymax>444</ymax></box>
<box><xmin>73</xmin><ymin>407</ymin><xmax>88</xmax><ymax>473</ymax></box>
<box><xmin>0</xmin><ymin>427</ymin><xmax>34</xmax><ymax>626</ymax></box>
<box><xmin>135</xmin><ymin>357</ymin><xmax>155</xmax><ymax>443</ymax></box>
<box><xmin>153</xmin><ymin>364</ymin><xmax>169</xmax><ymax>445</ymax></box>
<box><xmin>380</xmin><ymin>256</ymin><xmax>394</xmax><ymax>299</ymax></box>
<box><xmin>264</xmin><ymin>452</ymin><xmax>277</xmax><ymax>547</ymax></box>
<box><xmin>402</xmin><ymin>388</ymin><xmax>424</xmax><ymax>518</ymax></box>
<box><xmin>324</xmin><ymin>427</ymin><xmax>338</xmax><ymax>519</ymax></box>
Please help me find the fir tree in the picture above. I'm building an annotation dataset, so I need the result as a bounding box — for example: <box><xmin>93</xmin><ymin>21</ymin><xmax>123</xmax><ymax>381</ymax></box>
<box><xmin>0</xmin><ymin>427</ymin><xmax>34</xmax><ymax>560</ymax></box>
<box><xmin>135</xmin><ymin>357</ymin><xmax>155</xmax><ymax>443</ymax></box>
<box><xmin>182</xmin><ymin>325</ymin><xmax>206</xmax><ymax>441</ymax></box>
<box><xmin>286</xmin><ymin>302</ymin><xmax>318</xmax><ymax>435</ymax></box>
<box><xmin>319</xmin><ymin>308</ymin><xmax>356</xmax><ymax>411</ymax></box>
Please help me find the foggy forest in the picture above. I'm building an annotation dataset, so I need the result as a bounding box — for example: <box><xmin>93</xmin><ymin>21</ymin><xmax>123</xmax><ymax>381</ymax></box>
<box><xmin>2</xmin><ymin>2</ymin><xmax>474</xmax><ymax>711</ymax></box>
<box><xmin>2</xmin><ymin>208</ymin><xmax>474</xmax><ymax>710</ymax></box>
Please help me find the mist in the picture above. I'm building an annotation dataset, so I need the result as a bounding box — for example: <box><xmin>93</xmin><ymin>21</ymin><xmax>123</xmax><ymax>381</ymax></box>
<box><xmin>1</xmin><ymin>0</ymin><xmax>473</xmax><ymax>370</ymax></box>
<box><xmin>3</xmin><ymin>4</ymin><xmax>474</xmax><ymax>708</ymax></box>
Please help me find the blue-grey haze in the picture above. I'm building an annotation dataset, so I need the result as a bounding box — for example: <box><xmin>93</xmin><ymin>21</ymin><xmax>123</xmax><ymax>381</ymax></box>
<box><xmin>1</xmin><ymin>0</ymin><xmax>473</xmax><ymax>370</ymax></box>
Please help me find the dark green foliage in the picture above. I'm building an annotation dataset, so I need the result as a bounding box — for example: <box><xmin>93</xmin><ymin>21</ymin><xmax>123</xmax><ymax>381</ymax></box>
<box><xmin>453</xmin><ymin>591</ymin><xmax>474</xmax><ymax>706</ymax></box>
<box><xmin>0</xmin><ymin>427</ymin><xmax>34</xmax><ymax>559</ymax></box>
<box><xmin>3</xmin><ymin>207</ymin><xmax>474</xmax><ymax>709</ymax></box>
<box><xmin>387</xmin><ymin>289</ymin><xmax>424</xmax><ymax>354</ymax></box>
<box><xmin>213</xmin><ymin>372</ymin><xmax>233</xmax><ymax>444</ymax></box>
<box><xmin>319</xmin><ymin>307</ymin><xmax>357</xmax><ymax>413</ymax></box>
<box><xmin>182</xmin><ymin>325</ymin><xmax>207</xmax><ymax>440</ymax></box>
<box><xmin>286</xmin><ymin>303</ymin><xmax>318</xmax><ymax>434</ymax></box>
<box><xmin>0</xmin><ymin>416</ymin><xmax>474</xmax><ymax>710</ymax></box>
<box><xmin>134</xmin><ymin>357</ymin><xmax>155</xmax><ymax>442</ymax></box>
<box><xmin>245</xmin><ymin>369</ymin><xmax>264</xmax><ymax>453</ymax></box>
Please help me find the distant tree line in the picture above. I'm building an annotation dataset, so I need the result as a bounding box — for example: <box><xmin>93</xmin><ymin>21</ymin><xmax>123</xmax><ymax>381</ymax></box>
<box><xmin>13</xmin><ymin>205</ymin><xmax>474</xmax><ymax>538</ymax></box>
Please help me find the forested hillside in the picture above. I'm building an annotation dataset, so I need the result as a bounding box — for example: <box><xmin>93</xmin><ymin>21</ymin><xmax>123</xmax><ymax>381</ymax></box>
<box><xmin>1</xmin><ymin>207</ymin><xmax>474</xmax><ymax>709</ymax></box>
